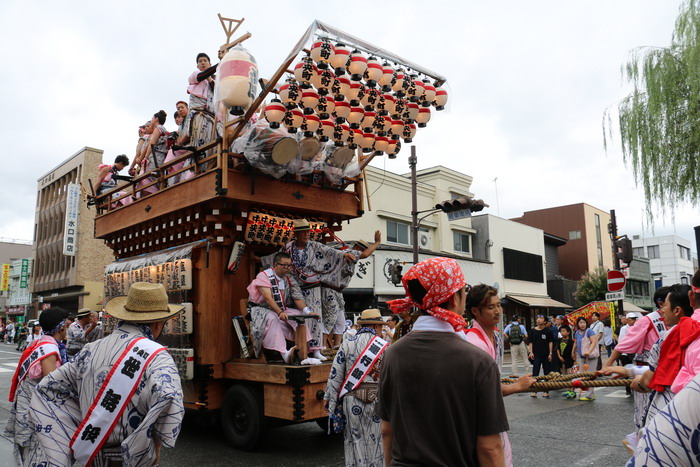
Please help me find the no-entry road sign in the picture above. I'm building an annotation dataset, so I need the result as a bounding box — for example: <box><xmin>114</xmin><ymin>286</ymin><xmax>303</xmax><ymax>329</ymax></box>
<box><xmin>607</xmin><ymin>270</ymin><xmax>626</xmax><ymax>292</ymax></box>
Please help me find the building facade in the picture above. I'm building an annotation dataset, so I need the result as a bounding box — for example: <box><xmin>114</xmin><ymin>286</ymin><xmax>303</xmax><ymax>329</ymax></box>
<box><xmin>0</xmin><ymin>240</ymin><xmax>33</xmax><ymax>320</ymax></box>
<box><xmin>512</xmin><ymin>203</ymin><xmax>615</xmax><ymax>281</ymax></box>
<box><xmin>631</xmin><ymin>234</ymin><xmax>695</xmax><ymax>288</ymax></box>
<box><xmin>31</xmin><ymin>147</ymin><xmax>116</xmax><ymax>315</ymax></box>
<box><xmin>624</xmin><ymin>256</ymin><xmax>654</xmax><ymax>311</ymax></box>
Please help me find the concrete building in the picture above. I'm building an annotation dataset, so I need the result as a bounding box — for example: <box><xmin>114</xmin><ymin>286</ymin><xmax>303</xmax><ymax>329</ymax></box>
<box><xmin>624</xmin><ymin>256</ymin><xmax>654</xmax><ymax>311</ymax></box>
<box><xmin>512</xmin><ymin>203</ymin><xmax>615</xmax><ymax>281</ymax></box>
<box><xmin>0</xmin><ymin>240</ymin><xmax>33</xmax><ymax>319</ymax></box>
<box><xmin>6</xmin><ymin>258</ymin><xmax>32</xmax><ymax>322</ymax></box>
<box><xmin>631</xmin><ymin>234</ymin><xmax>695</xmax><ymax>288</ymax></box>
<box><xmin>31</xmin><ymin>147</ymin><xmax>116</xmax><ymax>316</ymax></box>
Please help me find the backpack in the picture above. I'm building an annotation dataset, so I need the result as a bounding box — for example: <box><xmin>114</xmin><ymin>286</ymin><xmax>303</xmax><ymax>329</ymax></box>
<box><xmin>509</xmin><ymin>324</ymin><xmax>523</xmax><ymax>345</ymax></box>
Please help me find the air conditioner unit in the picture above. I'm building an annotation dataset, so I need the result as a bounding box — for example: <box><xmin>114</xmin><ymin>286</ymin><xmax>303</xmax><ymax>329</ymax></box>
<box><xmin>418</xmin><ymin>231</ymin><xmax>432</xmax><ymax>250</ymax></box>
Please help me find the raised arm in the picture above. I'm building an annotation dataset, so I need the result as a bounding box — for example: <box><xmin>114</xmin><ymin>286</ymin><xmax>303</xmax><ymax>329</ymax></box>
<box><xmin>359</xmin><ymin>231</ymin><xmax>382</xmax><ymax>259</ymax></box>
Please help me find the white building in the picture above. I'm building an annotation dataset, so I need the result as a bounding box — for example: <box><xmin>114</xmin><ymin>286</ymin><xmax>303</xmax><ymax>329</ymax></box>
<box><xmin>631</xmin><ymin>234</ymin><xmax>694</xmax><ymax>288</ymax></box>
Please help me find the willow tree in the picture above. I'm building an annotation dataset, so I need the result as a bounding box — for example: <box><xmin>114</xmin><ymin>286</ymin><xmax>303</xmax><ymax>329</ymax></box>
<box><xmin>604</xmin><ymin>0</ymin><xmax>700</xmax><ymax>218</ymax></box>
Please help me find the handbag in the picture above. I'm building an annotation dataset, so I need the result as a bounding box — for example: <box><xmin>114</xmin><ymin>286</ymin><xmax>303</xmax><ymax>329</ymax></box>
<box><xmin>581</xmin><ymin>331</ymin><xmax>600</xmax><ymax>359</ymax></box>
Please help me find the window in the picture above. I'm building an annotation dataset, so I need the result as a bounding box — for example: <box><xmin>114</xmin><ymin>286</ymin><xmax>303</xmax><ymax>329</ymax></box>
<box><xmin>632</xmin><ymin>247</ymin><xmax>645</xmax><ymax>258</ymax></box>
<box><xmin>568</xmin><ymin>230</ymin><xmax>581</xmax><ymax>240</ymax></box>
<box><xmin>682</xmin><ymin>276</ymin><xmax>689</xmax><ymax>285</ymax></box>
<box><xmin>386</xmin><ymin>220</ymin><xmax>410</xmax><ymax>245</ymax></box>
<box><xmin>647</xmin><ymin>245</ymin><xmax>660</xmax><ymax>259</ymax></box>
<box><xmin>503</xmin><ymin>248</ymin><xmax>544</xmax><ymax>283</ymax></box>
<box><xmin>453</xmin><ymin>232</ymin><xmax>470</xmax><ymax>253</ymax></box>
<box><xmin>679</xmin><ymin>245</ymin><xmax>691</xmax><ymax>261</ymax></box>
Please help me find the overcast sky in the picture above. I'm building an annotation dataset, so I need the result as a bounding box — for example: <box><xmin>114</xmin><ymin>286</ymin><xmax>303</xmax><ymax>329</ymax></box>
<box><xmin>1</xmin><ymin>1</ymin><xmax>697</xmax><ymax>253</ymax></box>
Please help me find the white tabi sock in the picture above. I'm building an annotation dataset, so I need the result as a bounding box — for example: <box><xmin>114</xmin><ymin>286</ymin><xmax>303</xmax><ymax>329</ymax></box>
<box><xmin>312</xmin><ymin>349</ymin><xmax>328</xmax><ymax>361</ymax></box>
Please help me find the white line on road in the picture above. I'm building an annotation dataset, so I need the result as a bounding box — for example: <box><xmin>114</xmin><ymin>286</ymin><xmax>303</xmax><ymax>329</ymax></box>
<box><xmin>0</xmin><ymin>368</ymin><xmax>14</xmax><ymax>373</ymax></box>
<box><xmin>605</xmin><ymin>390</ymin><xmax>631</xmax><ymax>398</ymax></box>
<box><xmin>1</xmin><ymin>363</ymin><xmax>17</xmax><ymax>369</ymax></box>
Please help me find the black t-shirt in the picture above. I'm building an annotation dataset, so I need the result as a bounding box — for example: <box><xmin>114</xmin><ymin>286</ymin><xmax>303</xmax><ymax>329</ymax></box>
<box><xmin>530</xmin><ymin>327</ymin><xmax>553</xmax><ymax>357</ymax></box>
<box><xmin>378</xmin><ymin>330</ymin><xmax>509</xmax><ymax>466</ymax></box>
<box><xmin>557</xmin><ymin>337</ymin><xmax>575</xmax><ymax>367</ymax></box>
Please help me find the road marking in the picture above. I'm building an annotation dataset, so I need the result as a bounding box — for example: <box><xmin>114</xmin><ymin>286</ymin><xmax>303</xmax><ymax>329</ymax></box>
<box><xmin>605</xmin><ymin>390</ymin><xmax>631</xmax><ymax>398</ymax></box>
<box><xmin>0</xmin><ymin>368</ymin><xmax>14</xmax><ymax>373</ymax></box>
<box><xmin>0</xmin><ymin>349</ymin><xmax>21</xmax><ymax>356</ymax></box>
<box><xmin>1</xmin><ymin>363</ymin><xmax>17</xmax><ymax>368</ymax></box>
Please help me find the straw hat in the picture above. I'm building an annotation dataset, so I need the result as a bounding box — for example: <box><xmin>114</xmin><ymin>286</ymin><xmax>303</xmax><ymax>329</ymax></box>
<box><xmin>357</xmin><ymin>309</ymin><xmax>386</xmax><ymax>326</ymax></box>
<box><xmin>76</xmin><ymin>308</ymin><xmax>92</xmax><ymax>318</ymax></box>
<box><xmin>354</xmin><ymin>240</ymin><xmax>371</xmax><ymax>250</ymax></box>
<box><xmin>105</xmin><ymin>282</ymin><xmax>183</xmax><ymax>323</ymax></box>
<box><xmin>293</xmin><ymin>219</ymin><xmax>311</xmax><ymax>231</ymax></box>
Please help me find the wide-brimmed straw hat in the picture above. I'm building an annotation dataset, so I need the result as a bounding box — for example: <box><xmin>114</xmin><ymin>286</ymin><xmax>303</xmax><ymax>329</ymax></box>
<box><xmin>76</xmin><ymin>308</ymin><xmax>92</xmax><ymax>318</ymax></box>
<box><xmin>354</xmin><ymin>240</ymin><xmax>371</xmax><ymax>250</ymax></box>
<box><xmin>105</xmin><ymin>282</ymin><xmax>183</xmax><ymax>323</ymax></box>
<box><xmin>293</xmin><ymin>219</ymin><xmax>311</xmax><ymax>231</ymax></box>
<box><xmin>357</xmin><ymin>308</ymin><xmax>386</xmax><ymax>326</ymax></box>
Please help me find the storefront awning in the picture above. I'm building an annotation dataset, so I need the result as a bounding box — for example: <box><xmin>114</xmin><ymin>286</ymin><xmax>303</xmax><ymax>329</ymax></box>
<box><xmin>41</xmin><ymin>291</ymin><xmax>89</xmax><ymax>302</ymax></box>
<box><xmin>622</xmin><ymin>301</ymin><xmax>647</xmax><ymax>313</ymax></box>
<box><xmin>506</xmin><ymin>294</ymin><xmax>572</xmax><ymax>309</ymax></box>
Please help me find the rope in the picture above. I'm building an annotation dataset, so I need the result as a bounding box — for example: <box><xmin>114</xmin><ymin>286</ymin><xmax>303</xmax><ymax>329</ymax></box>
<box><xmin>501</xmin><ymin>371</ymin><xmax>633</xmax><ymax>392</ymax></box>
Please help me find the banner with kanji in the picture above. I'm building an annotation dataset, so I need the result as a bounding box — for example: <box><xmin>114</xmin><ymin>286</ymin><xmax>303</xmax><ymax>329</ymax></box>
<box><xmin>1</xmin><ymin>264</ymin><xmax>9</xmax><ymax>291</ymax></box>
<box><xmin>244</xmin><ymin>212</ymin><xmax>326</xmax><ymax>246</ymax></box>
<box><xmin>563</xmin><ymin>301</ymin><xmax>614</xmax><ymax>326</ymax></box>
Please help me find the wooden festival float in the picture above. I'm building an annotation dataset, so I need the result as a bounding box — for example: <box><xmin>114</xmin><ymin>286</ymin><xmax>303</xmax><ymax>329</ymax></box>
<box><xmin>92</xmin><ymin>15</ymin><xmax>448</xmax><ymax>450</ymax></box>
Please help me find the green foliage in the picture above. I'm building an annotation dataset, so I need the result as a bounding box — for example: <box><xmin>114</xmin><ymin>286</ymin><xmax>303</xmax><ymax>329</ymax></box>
<box><xmin>604</xmin><ymin>0</ymin><xmax>700</xmax><ymax>219</ymax></box>
<box><xmin>575</xmin><ymin>268</ymin><xmax>608</xmax><ymax>306</ymax></box>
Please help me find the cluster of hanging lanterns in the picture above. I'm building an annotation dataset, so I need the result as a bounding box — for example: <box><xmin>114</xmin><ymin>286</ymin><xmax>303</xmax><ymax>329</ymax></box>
<box><xmin>264</xmin><ymin>38</ymin><xmax>448</xmax><ymax>159</ymax></box>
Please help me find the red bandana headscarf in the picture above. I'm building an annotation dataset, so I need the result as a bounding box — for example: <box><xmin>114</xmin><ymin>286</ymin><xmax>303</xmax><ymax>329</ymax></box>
<box><xmin>387</xmin><ymin>257</ymin><xmax>467</xmax><ymax>332</ymax></box>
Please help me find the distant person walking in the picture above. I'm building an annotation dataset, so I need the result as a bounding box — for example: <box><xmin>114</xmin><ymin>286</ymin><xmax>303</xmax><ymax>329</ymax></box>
<box><xmin>528</xmin><ymin>315</ymin><xmax>553</xmax><ymax>398</ymax></box>
<box><xmin>503</xmin><ymin>317</ymin><xmax>528</xmax><ymax>376</ymax></box>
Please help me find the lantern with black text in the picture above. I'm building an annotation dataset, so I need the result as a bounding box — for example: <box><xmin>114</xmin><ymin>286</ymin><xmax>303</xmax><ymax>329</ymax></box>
<box><xmin>379</xmin><ymin>62</ymin><xmax>396</xmax><ymax>92</ymax></box>
<box><xmin>218</xmin><ymin>47</ymin><xmax>258</xmax><ymax>116</ymax></box>
<box><xmin>300</xmin><ymin>89</ymin><xmax>319</xmax><ymax>115</ymax></box>
<box><xmin>373</xmin><ymin>115</ymin><xmax>389</xmax><ymax>136</ymax></box>
<box><xmin>316</xmin><ymin>95</ymin><xmax>335</xmax><ymax>120</ymax></box>
<box><xmin>392</xmin><ymin>70</ymin><xmax>406</xmax><ymax>96</ymax></box>
<box><xmin>340</xmin><ymin>124</ymin><xmax>352</xmax><ymax>144</ymax></box>
<box><xmin>362</xmin><ymin>87</ymin><xmax>381</xmax><ymax>111</ymax></box>
<box><xmin>390</xmin><ymin>119</ymin><xmax>404</xmax><ymax>139</ymax></box>
<box><xmin>331</xmin><ymin>43</ymin><xmax>350</xmax><ymax>75</ymax></box>
<box><xmin>264</xmin><ymin>99</ymin><xmax>286</xmax><ymax>129</ymax></box>
<box><xmin>333</xmin><ymin>99</ymin><xmax>351</xmax><ymax>123</ymax></box>
<box><xmin>394</xmin><ymin>97</ymin><xmax>406</xmax><ymax>117</ymax></box>
<box><xmin>317</xmin><ymin>68</ymin><xmax>335</xmax><ymax>96</ymax></box>
<box><xmin>294</xmin><ymin>56</ymin><xmax>315</xmax><ymax>88</ymax></box>
<box><xmin>348</xmin><ymin>106</ymin><xmax>365</xmax><ymax>129</ymax></box>
<box><xmin>434</xmin><ymin>85</ymin><xmax>448</xmax><ymax>110</ymax></box>
<box><xmin>402</xmin><ymin>123</ymin><xmax>417</xmax><ymax>142</ymax></box>
<box><xmin>416</xmin><ymin>107</ymin><xmax>431</xmax><ymax>128</ymax></box>
<box><xmin>332</xmin><ymin>123</ymin><xmax>346</xmax><ymax>146</ymax></box>
<box><xmin>414</xmin><ymin>77</ymin><xmax>426</xmax><ymax>101</ymax></box>
<box><xmin>360</xmin><ymin>131</ymin><xmax>376</xmax><ymax>152</ymax></box>
<box><xmin>387</xmin><ymin>138</ymin><xmax>401</xmax><ymax>159</ymax></box>
<box><xmin>364</xmin><ymin>56</ymin><xmax>383</xmax><ymax>87</ymax></box>
<box><xmin>422</xmin><ymin>82</ymin><xmax>436</xmax><ymax>108</ymax></box>
<box><xmin>406</xmin><ymin>75</ymin><xmax>418</xmax><ymax>102</ymax></box>
<box><xmin>349</xmin><ymin>128</ymin><xmax>363</xmax><ymax>149</ymax></box>
<box><xmin>375</xmin><ymin>93</ymin><xmax>388</xmax><ymax>116</ymax></box>
<box><xmin>374</xmin><ymin>135</ymin><xmax>389</xmax><ymax>154</ymax></box>
<box><xmin>284</xmin><ymin>109</ymin><xmax>304</xmax><ymax>133</ymax></box>
<box><xmin>310</xmin><ymin>40</ymin><xmax>335</xmax><ymax>69</ymax></box>
<box><xmin>362</xmin><ymin>111</ymin><xmax>376</xmax><ymax>131</ymax></box>
<box><xmin>318</xmin><ymin>117</ymin><xmax>335</xmax><ymax>142</ymax></box>
<box><xmin>406</xmin><ymin>102</ymin><xmax>420</xmax><ymax>123</ymax></box>
<box><xmin>279</xmin><ymin>79</ymin><xmax>301</xmax><ymax>109</ymax></box>
<box><xmin>348</xmin><ymin>82</ymin><xmax>366</xmax><ymax>107</ymax></box>
<box><xmin>383</xmin><ymin>93</ymin><xmax>396</xmax><ymax>116</ymax></box>
<box><xmin>302</xmin><ymin>113</ymin><xmax>320</xmax><ymax>137</ymax></box>
<box><xmin>333</xmin><ymin>75</ymin><xmax>351</xmax><ymax>101</ymax></box>
<box><xmin>348</xmin><ymin>50</ymin><xmax>368</xmax><ymax>82</ymax></box>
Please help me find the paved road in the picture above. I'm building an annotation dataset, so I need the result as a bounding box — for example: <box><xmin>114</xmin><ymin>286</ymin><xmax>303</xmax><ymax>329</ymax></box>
<box><xmin>0</xmin><ymin>346</ymin><xmax>635</xmax><ymax>466</ymax></box>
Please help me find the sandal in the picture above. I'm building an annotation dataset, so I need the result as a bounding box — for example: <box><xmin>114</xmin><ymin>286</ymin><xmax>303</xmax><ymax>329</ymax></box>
<box><xmin>530</xmin><ymin>393</ymin><xmax>537</xmax><ymax>398</ymax></box>
<box><xmin>543</xmin><ymin>393</ymin><xmax>550</xmax><ymax>398</ymax></box>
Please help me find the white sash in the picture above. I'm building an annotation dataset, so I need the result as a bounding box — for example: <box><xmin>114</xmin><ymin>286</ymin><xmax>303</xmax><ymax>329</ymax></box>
<box><xmin>338</xmin><ymin>335</ymin><xmax>388</xmax><ymax>399</ymax></box>
<box><xmin>70</xmin><ymin>337</ymin><xmax>165</xmax><ymax>465</ymax></box>
<box><xmin>265</xmin><ymin>268</ymin><xmax>287</xmax><ymax>311</ymax></box>
<box><xmin>9</xmin><ymin>341</ymin><xmax>60</xmax><ymax>402</ymax></box>
<box><xmin>648</xmin><ymin>310</ymin><xmax>667</xmax><ymax>341</ymax></box>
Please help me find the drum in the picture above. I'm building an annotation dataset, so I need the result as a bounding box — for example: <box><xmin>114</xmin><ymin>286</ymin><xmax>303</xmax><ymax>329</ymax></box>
<box><xmin>325</xmin><ymin>144</ymin><xmax>354</xmax><ymax>167</ymax></box>
<box><xmin>299</xmin><ymin>136</ymin><xmax>321</xmax><ymax>161</ymax></box>
<box><xmin>246</xmin><ymin>125</ymin><xmax>299</xmax><ymax>164</ymax></box>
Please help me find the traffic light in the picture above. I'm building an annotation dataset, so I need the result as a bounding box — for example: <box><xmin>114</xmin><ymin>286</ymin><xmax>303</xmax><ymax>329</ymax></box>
<box><xmin>389</xmin><ymin>262</ymin><xmax>403</xmax><ymax>286</ymax></box>
<box><xmin>615</xmin><ymin>236</ymin><xmax>633</xmax><ymax>264</ymax></box>
<box><xmin>434</xmin><ymin>197</ymin><xmax>489</xmax><ymax>213</ymax></box>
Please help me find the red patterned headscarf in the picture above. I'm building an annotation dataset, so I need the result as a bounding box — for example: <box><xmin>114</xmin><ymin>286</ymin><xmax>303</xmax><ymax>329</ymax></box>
<box><xmin>387</xmin><ymin>257</ymin><xmax>467</xmax><ymax>332</ymax></box>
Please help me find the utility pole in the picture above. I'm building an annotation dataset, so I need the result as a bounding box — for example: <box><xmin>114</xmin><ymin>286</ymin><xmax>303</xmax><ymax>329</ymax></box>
<box><xmin>609</xmin><ymin>209</ymin><xmax>624</xmax><ymax>316</ymax></box>
<box><xmin>409</xmin><ymin>146</ymin><xmax>419</xmax><ymax>264</ymax></box>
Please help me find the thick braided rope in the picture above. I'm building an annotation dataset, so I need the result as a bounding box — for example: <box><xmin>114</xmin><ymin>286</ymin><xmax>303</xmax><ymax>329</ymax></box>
<box><xmin>524</xmin><ymin>379</ymin><xmax>634</xmax><ymax>391</ymax></box>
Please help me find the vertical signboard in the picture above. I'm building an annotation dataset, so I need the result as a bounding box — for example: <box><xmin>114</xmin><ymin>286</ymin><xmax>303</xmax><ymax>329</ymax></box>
<box><xmin>1</xmin><ymin>264</ymin><xmax>9</xmax><ymax>291</ymax></box>
<box><xmin>63</xmin><ymin>183</ymin><xmax>81</xmax><ymax>256</ymax></box>
<box><xmin>19</xmin><ymin>259</ymin><xmax>29</xmax><ymax>288</ymax></box>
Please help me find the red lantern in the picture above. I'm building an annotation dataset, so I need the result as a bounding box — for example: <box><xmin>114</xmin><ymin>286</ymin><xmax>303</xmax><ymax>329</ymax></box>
<box><xmin>402</xmin><ymin>123</ymin><xmax>417</xmax><ymax>142</ymax></box>
<box><xmin>331</xmin><ymin>43</ymin><xmax>350</xmax><ymax>75</ymax></box>
<box><xmin>302</xmin><ymin>113</ymin><xmax>320</xmax><ymax>137</ymax></box>
<box><xmin>362</xmin><ymin>111</ymin><xmax>376</xmax><ymax>131</ymax></box>
<box><xmin>333</xmin><ymin>99</ymin><xmax>351</xmax><ymax>123</ymax></box>
<box><xmin>347</xmin><ymin>50</ymin><xmax>368</xmax><ymax>82</ymax></box>
<box><xmin>364</xmin><ymin>56</ymin><xmax>383</xmax><ymax>88</ymax></box>
<box><xmin>279</xmin><ymin>79</ymin><xmax>301</xmax><ymax>109</ymax></box>
<box><xmin>264</xmin><ymin>99</ymin><xmax>287</xmax><ymax>129</ymax></box>
<box><xmin>316</xmin><ymin>95</ymin><xmax>335</xmax><ymax>120</ymax></box>
<box><xmin>416</xmin><ymin>107</ymin><xmax>431</xmax><ymax>128</ymax></box>
<box><xmin>318</xmin><ymin>117</ymin><xmax>336</xmax><ymax>142</ymax></box>
<box><xmin>434</xmin><ymin>86</ymin><xmax>448</xmax><ymax>111</ymax></box>
<box><xmin>348</xmin><ymin>82</ymin><xmax>366</xmax><ymax>107</ymax></box>
<box><xmin>300</xmin><ymin>89</ymin><xmax>320</xmax><ymax>115</ymax></box>
<box><xmin>348</xmin><ymin>106</ymin><xmax>365</xmax><ymax>129</ymax></box>
<box><xmin>379</xmin><ymin>62</ymin><xmax>396</xmax><ymax>92</ymax></box>
<box><xmin>310</xmin><ymin>40</ymin><xmax>335</xmax><ymax>69</ymax></box>
<box><xmin>423</xmin><ymin>83</ymin><xmax>436</xmax><ymax>108</ymax></box>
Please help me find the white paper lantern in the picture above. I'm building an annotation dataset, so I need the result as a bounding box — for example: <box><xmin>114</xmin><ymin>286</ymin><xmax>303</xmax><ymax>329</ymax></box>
<box><xmin>310</xmin><ymin>40</ymin><xmax>335</xmax><ymax>69</ymax></box>
<box><xmin>264</xmin><ymin>99</ymin><xmax>287</xmax><ymax>129</ymax></box>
